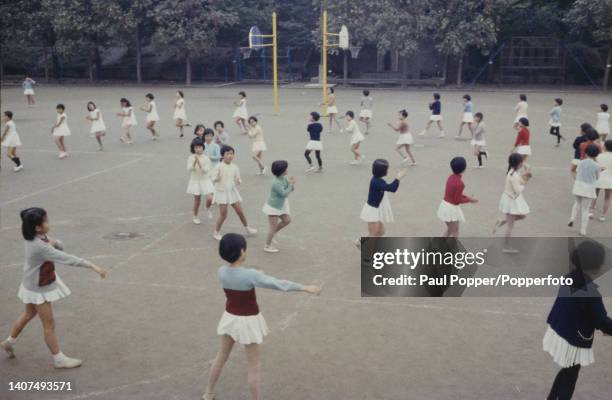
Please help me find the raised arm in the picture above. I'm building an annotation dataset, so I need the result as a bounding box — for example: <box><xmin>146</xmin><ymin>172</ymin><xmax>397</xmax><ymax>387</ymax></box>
<box><xmin>251</xmin><ymin>269</ymin><xmax>304</xmax><ymax>291</ymax></box>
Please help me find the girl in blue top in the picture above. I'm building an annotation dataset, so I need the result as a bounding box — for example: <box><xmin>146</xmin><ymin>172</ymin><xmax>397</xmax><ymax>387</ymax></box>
<box><xmin>262</xmin><ymin>160</ymin><xmax>295</xmax><ymax>253</ymax></box>
<box><xmin>356</xmin><ymin>159</ymin><xmax>407</xmax><ymax>248</ymax></box>
<box><xmin>549</xmin><ymin>98</ymin><xmax>564</xmax><ymax>146</ymax></box>
<box><xmin>457</xmin><ymin>94</ymin><xmax>474</xmax><ymax>139</ymax></box>
<box><xmin>22</xmin><ymin>74</ymin><xmax>36</xmax><ymax>106</ymax></box>
<box><xmin>203</xmin><ymin>233</ymin><xmax>320</xmax><ymax>400</ymax></box>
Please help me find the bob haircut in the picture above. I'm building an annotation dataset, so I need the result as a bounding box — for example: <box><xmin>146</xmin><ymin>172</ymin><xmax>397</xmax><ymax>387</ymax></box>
<box><xmin>554</xmin><ymin>98</ymin><xmax>563</xmax><ymax>106</ymax></box>
<box><xmin>601</xmin><ymin>104</ymin><xmax>608</xmax><ymax>112</ymax></box>
<box><xmin>145</xmin><ymin>93</ymin><xmax>154</xmax><ymax>100</ymax></box>
<box><xmin>56</xmin><ymin>103</ymin><xmax>65</xmax><ymax>111</ymax></box>
<box><xmin>399</xmin><ymin>109</ymin><xmax>408</xmax><ymax>118</ymax></box>
<box><xmin>585</xmin><ymin>143</ymin><xmax>600</xmax><ymax>158</ymax></box>
<box><xmin>219</xmin><ymin>233</ymin><xmax>247</xmax><ymax>263</ymax></box>
<box><xmin>507</xmin><ymin>153</ymin><xmax>523</xmax><ymax>173</ymax></box>
<box><xmin>21</xmin><ymin>207</ymin><xmax>47</xmax><ymax>241</ymax></box>
<box><xmin>238</xmin><ymin>91</ymin><xmax>246</xmax><ymax>97</ymax></box>
<box><xmin>345</xmin><ymin>110</ymin><xmax>354</xmax><ymax>118</ymax></box>
<box><xmin>248</xmin><ymin>116</ymin><xmax>258</xmax><ymax>123</ymax></box>
<box><xmin>571</xmin><ymin>240</ymin><xmax>605</xmax><ymax>273</ymax></box>
<box><xmin>220</xmin><ymin>145</ymin><xmax>235</xmax><ymax>157</ymax></box>
<box><xmin>310</xmin><ymin>111</ymin><xmax>320</xmax><ymax>121</ymax></box>
<box><xmin>450</xmin><ymin>156</ymin><xmax>467</xmax><ymax>174</ymax></box>
<box><xmin>518</xmin><ymin>117</ymin><xmax>529</xmax><ymax>127</ymax></box>
<box><xmin>120</xmin><ymin>98</ymin><xmax>131</xmax><ymax>107</ymax></box>
<box><xmin>474</xmin><ymin>112</ymin><xmax>484</xmax><ymax>120</ymax></box>
<box><xmin>519</xmin><ymin>94</ymin><xmax>527</xmax><ymax>101</ymax></box>
<box><xmin>177</xmin><ymin>90</ymin><xmax>184</xmax><ymax>98</ymax></box>
<box><xmin>4</xmin><ymin>110</ymin><xmax>13</xmax><ymax>119</ymax></box>
<box><xmin>363</xmin><ymin>89</ymin><xmax>370</xmax><ymax>96</ymax></box>
<box><xmin>586</xmin><ymin>128</ymin><xmax>600</xmax><ymax>141</ymax></box>
<box><xmin>214</xmin><ymin>120</ymin><xmax>224</xmax><ymax>128</ymax></box>
<box><xmin>193</xmin><ymin>124</ymin><xmax>205</xmax><ymax>135</ymax></box>
<box><xmin>372</xmin><ymin>159</ymin><xmax>389</xmax><ymax>178</ymax></box>
<box><xmin>463</xmin><ymin>94</ymin><xmax>471</xmax><ymax>101</ymax></box>
<box><xmin>579</xmin><ymin>122</ymin><xmax>592</xmax><ymax>134</ymax></box>
<box><xmin>204</xmin><ymin>128</ymin><xmax>215</xmax><ymax>137</ymax></box>
<box><xmin>433</xmin><ymin>93</ymin><xmax>441</xmax><ymax>100</ymax></box>
<box><xmin>86</xmin><ymin>101</ymin><xmax>96</xmax><ymax>111</ymax></box>
<box><xmin>604</xmin><ymin>139</ymin><xmax>612</xmax><ymax>152</ymax></box>
<box><xmin>271</xmin><ymin>160</ymin><xmax>289</xmax><ymax>177</ymax></box>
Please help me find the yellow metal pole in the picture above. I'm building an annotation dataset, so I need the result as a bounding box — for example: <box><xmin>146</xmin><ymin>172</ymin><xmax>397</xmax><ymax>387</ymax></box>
<box><xmin>322</xmin><ymin>10</ymin><xmax>328</xmax><ymax>116</ymax></box>
<box><xmin>272</xmin><ymin>12</ymin><xmax>278</xmax><ymax>115</ymax></box>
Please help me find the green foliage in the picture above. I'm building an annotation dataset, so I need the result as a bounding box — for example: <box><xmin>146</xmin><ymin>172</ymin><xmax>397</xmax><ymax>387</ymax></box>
<box><xmin>565</xmin><ymin>0</ymin><xmax>612</xmax><ymax>46</ymax></box>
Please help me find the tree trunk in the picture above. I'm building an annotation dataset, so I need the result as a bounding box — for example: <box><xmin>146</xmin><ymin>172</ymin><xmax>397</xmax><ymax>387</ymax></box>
<box><xmin>88</xmin><ymin>56</ymin><xmax>94</xmax><ymax>83</ymax></box>
<box><xmin>401</xmin><ymin>55</ymin><xmax>408</xmax><ymax>88</ymax></box>
<box><xmin>0</xmin><ymin>58</ymin><xmax>4</xmax><ymax>85</ymax></box>
<box><xmin>456</xmin><ymin>54</ymin><xmax>463</xmax><ymax>85</ymax></box>
<box><xmin>442</xmin><ymin>54</ymin><xmax>448</xmax><ymax>83</ymax></box>
<box><xmin>135</xmin><ymin>26</ymin><xmax>142</xmax><ymax>84</ymax></box>
<box><xmin>343</xmin><ymin>50</ymin><xmax>348</xmax><ymax>86</ymax></box>
<box><xmin>186</xmin><ymin>54</ymin><xmax>192</xmax><ymax>85</ymax></box>
<box><xmin>94</xmin><ymin>45</ymin><xmax>102</xmax><ymax>81</ymax></box>
<box><xmin>604</xmin><ymin>46</ymin><xmax>611</xmax><ymax>91</ymax></box>
<box><xmin>44</xmin><ymin>48</ymin><xmax>49</xmax><ymax>83</ymax></box>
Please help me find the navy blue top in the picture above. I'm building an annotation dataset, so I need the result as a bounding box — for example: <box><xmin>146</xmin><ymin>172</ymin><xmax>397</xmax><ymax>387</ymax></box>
<box><xmin>307</xmin><ymin>122</ymin><xmax>323</xmax><ymax>141</ymax></box>
<box><xmin>367</xmin><ymin>177</ymin><xmax>400</xmax><ymax>208</ymax></box>
<box><xmin>572</xmin><ymin>135</ymin><xmax>588</xmax><ymax>160</ymax></box>
<box><xmin>429</xmin><ymin>100</ymin><xmax>441</xmax><ymax>115</ymax></box>
<box><xmin>547</xmin><ymin>274</ymin><xmax>612</xmax><ymax>348</ymax></box>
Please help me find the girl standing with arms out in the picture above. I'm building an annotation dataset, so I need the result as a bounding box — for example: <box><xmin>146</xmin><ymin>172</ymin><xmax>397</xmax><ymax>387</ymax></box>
<box><xmin>117</xmin><ymin>98</ymin><xmax>137</xmax><ymax>144</ymax></box>
<box><xmin>324</xmin><ymin>87</ymin><xmax>342</xmax><ymax>133</ymax></box>
<box><xmin>436</xmin><ymin>157</ymin><xmax>478</xmax><ymax>237</ymax></box>
<box><xmin>543</xmin><ymin>240</ymin><xmax>612</xmax><ymax>400</ymax></box>
<box><xmin>358</xmin><ymin>89</ymin><xmax>373</xmax><ymax>134</ymax></box>
<box><xmin>1</xmin><ymin>111</ymin><xmax>24</xmax><ymax>172</ymax></box>
<box><xmin>571</xmin><ymin>123</ymin><xmax>592</xmax><ymax>177</ymax></box>
<box><xmin>596</xmin><ymin>104</ymin><xmax>610</xmax><ymax>141</ymax></box>
<box><xmin>568</xmin><ymin>144</ymin><xmax>601</xmax><ymax>236</ymax></box>
<box><xmin>51</xmin><ymin>104</ymin><xmax>70</xmax><ymax>159</ymax></box>
<box><xmin>85</xmin><ymin>101</ymin><xmax>106</xmax><ymax>151</ymax></box>
<box><xmin>345</xmin><ymin>111</ymin><xmax>365</xmax><ymax>165</ymax></box>
<box><xmin>471</xmin><ymin>112</ymin><xmax>487</xmax><ymax>168</ymax></box>
<box><xmin>22</xmin><ymin>74</ymin><xmax>36</xmax><ymax>106</ymax></box>
<box><xmin>211</xmin><ymin>145</ymin><xmax>258</xmax><ymax>241</ymax></box>
<box><xmin>0</xmin><ymin>208</ymin><xmax>107</xmax><ymax>368</ymax></box>
<box><xmin>593</xmin><ymin>140</ymin><xmax>612</xmax><ymax>221</ymax></box>
<box><xmin>214</xmin><ymin>121</ymin><xmax>229</xmax><ymax>146</ymax></box>
<box><xmin>262</xmin><ymin>160</ymin><xmax>295</xmax><ymax>253</ymax></box>
<box><xmin>512</xmin><ymin>117</ymin><xmax>531</xmax><ymax>164</ymax></box>
<box><xmin>356</xmin><ymin>159</ymin><xmax>407</xmax><ymax>248</ymax></box>
<box><xmin>492</xmin><ymin>153</ymin><xmax>531</xmax><ymax>253</ymax></box>
<box><xmin>232</xmin><ymin>91</ymin><xmax>249</xmax><ymax>135</ymax></box>
<box><xmin>187</xmin><ymin>138</ymin><xmax>214</xmax><ymax>224</ymax></box>
<box><xmin>549</xmin><ymin>98</ymin><xmax>564</xmax><ymax>146</ymax></box>
<box><xmin>418</xmin><ymin>93</ymin><xmax>445</xmax><ymax>138</ymax></box>
<box><xmin>387</xmin><ymin>109</ymin><xmax>415</xmax><ymax>166</ymax></box>
<box><xmin>304</xmin><ymin>111</ymin><xmax>323</xmax><ymax>173</ymax></box>
<box><xmin>513</xmin><ymin>94</ymin><xmax>528</xmax><ymax>129</ymax></box>
<box><xmin>140</xmin><ymin>93</ymin><xmax>160</xmax><ymax>140</ymax></box>
<box><xmin>202</xmin><ymin>233</ymin><xmax>320</xmax><ymax>400</ymax></box>
<box><xmin>173</xmin><ymin>90</ymin><xmax>189</xmax><ymax>138</ymax></box>
<box><xmin>457</xmin><ymin>94</ymin><xmax>474</xmax><ymax>139</ymax></box>
<box><xmin>247</xmin><ymin>116</ymin><xmax>267</xmax><ymax>175</ymax></box>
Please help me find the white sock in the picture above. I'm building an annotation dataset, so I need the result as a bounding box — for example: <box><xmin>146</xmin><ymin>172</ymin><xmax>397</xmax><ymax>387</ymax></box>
<box><xmin>6</xmin><ymin>336</ymin><xmax>16</xmax><ymax>344</ymax></box>
<box><xmin>53</xmin><ymin>351</ymin><xmax>66</xmax><ymax>362</ymax></box>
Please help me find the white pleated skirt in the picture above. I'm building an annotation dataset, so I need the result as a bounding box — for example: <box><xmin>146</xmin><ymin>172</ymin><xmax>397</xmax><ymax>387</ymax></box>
<box><xmin>396</xmin><ymin>133</ymin><xmax>414</xmax><ymax>145</ymax></box>
<box><xmin>232</xmin><ymin>107</ymin><xmax>249</xmax><ymax>120</ymax></box>
<box><xmin>572</xmin><ymin>181</ymin><xmax>596</xmax><ymax>199</ymax></box>
<box><xmin>430</xmin><ymin>114</ymin><xmax>443</xmax><ymax>121</ymax></box>
<box><xmin>173</xmin><ymin>109</ymin><xmax>187</xmax><ymax>121</ymax></box>
<box><xmin>326</xmin><ymin>105</ymin><xmax>338</xmax><ymax>114</ymax></box>
<box><xmin>305</xmin><ymin>140</ymin><xmax>323</xmax><ymax>151</ymax></box>
<box><xmin>24</xmin><ymin>88</ymin><xmax>34</xmax><ymax>95</ymax></box>
<box><xmin>517</xmin><ymin>145</ymin><xmax>531</xmax><ymax>155</ymax></box>
<box><xmin>596</xmin><ymin>173</ymin><xmax>612</xmax><ymax>189</ymax></box>
<box><xmin>18</xmin><ymin>276</ymin><xmax>71</xmax><ymax>305</ymax></box>
<box><xmin>437</xmin><ymin>200</ymin><xmax>466</xmax><ymax>222</ymax></box>
<box><xmin>90</xmin><ymin>120</ymin><xmax>106</xmax><ymax>133</ymax></box>
<box><xmin>360</xmin><ymin>196</ymin><xmax>394</xmax><ymax>223</ymax></box>
<box><xmin>359</xmin><ymin>109</ymin><xmax>373</xmax><ymax>119</ymax></box>
<box><xmin>217</xmin><ymin>311</ymin><xmax>269</xmax><ymax>345</ymax></box>
<box><xmin>145</xmin><ymin>112</ymin><xmax>159</xmax><ymax>122</ymax></box>
<box><xmin>213</xmin><ymin>187</ymin><xmax>243</xmax><ymax>205</ymax></box>
<box><xmin>543</xmin><ymin>326</ymin><xmax>594</xmax><ymax>368</ymax></box>
<box><xmin>499</xmin><ymin>193</ymin><xmax>530</xmax><ymax>215</ymax></box>
<box><xmin>53</xmin><ymin>125</ymin><xmax>71</xmax><ymax>137</ymax></box>
<box><xmin>187</xmin><ymin>178</ymin><xmax>215</xmax><ymax>196</ymax></box>
<box><xmin>122</xmin><ymin>117</ymin><xmax>137</xmax><ymax>127</ymax></box>
<box><xmin>252</xmin><ymin>141</ymin><xmax>267</xmax><ymax>153</ymax></box>
<box><xmin>262</xmin><ymin>199</ymin><xmax>290</xmax><ymax>216</ymax></box>
<box><xmin>595</xmin><ymin>121</ymin><xmax>610</xmax><ymax>134</ymax></box>
<box><xmin>350</xmin><ymin>131</ymin><xmax>365</xmax><ymax>145</ymax></box>
<box><xmin>462</xmin><ymin>112</ymin><xmax>474</xmax><ymax>123</ymax></box>
<box><xmin>471</xmin><ymin>139</ymin><xmax>486</xmax><ymax>147</ymax></box>
<box><xmin>1</xmin><ymin>132</ymin><xmax>22</xmax><ymax>147</ymax></box>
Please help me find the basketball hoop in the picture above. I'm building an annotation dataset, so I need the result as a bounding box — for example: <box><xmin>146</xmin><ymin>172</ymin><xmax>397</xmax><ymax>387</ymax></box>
<box><xmin>240</xmin><ymin>47</ymin><xmax>252</xmax><ymax>59</ymax></box>
<box><xmin>350</xmin><ymin>46</ymin><xmax>361</xmax><ymax>59</ymax></box>
<box><xmin>339</xmin><ymin>25</ymin><xmax>349</xmax><ymax>50</ymax></box>
<box><xmin>249</xmin><ymin>26</ymin><xmax>263</xmax><ymax>49</ymax></box>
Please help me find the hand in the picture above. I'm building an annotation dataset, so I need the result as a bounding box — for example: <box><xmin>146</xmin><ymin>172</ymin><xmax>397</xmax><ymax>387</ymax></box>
<box><xmin>470</xmin><ymin>197</ymin><xmax>479</xmax><ymax>204</ymax></box>
<box><xmin>288</xmin><ymin>176</ymin><xmax>296</xmax><ymax>184</ymax></box>
<box><xmin>303</xmin><ymin>285</ymin><xmax>321</xmax><ymax>295</ymax></box>
<box><xmin>396</xmin><ymin>168</ymin><xmax>408</xmax><ymax>180</ymax></box>
<box><xmin>524</xmin><ymin>172</ymin><xmax>533</xmax><ymax>180</ymax></box>
<box><xmin>92</xmin><ymin>265</ymin><xmax>107</xmax><ymax>279</ymax></box>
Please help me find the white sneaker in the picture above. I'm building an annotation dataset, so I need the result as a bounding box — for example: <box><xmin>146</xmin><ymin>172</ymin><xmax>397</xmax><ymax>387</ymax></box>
<box><xmin>305</xmin><ymin>165</ymin><xmax>316</xmax><ymax>173</ymax></box>
<box><xmin>1</xmin><ymin>339</ymin><xmax>15</xmax><ymax>358</ymax></box>
<box><xmin>245</xmin><ymin>226</ymin><xmax>258</xmax><ymax>236</ymax></box>
<box><xmin>120</xmin><ymin>136</ymin><xmax>126</xmax><ymax>143</ymax></box>
<box><xmin>263</xmin><ymin>245</ymin><xmax>279</xmax><ymax>253</ymax></box>
<box><xmin>473</xmin><ymin>165</ymin><xmax>483</xmax><ymax>169</ymax></box>
<box><xmin>206</xmin><ymin>209</ymin><xmax>213</xmax><ymax>220</ymax></box>
<box><xmin>439</xmin><ymin>132</ymin><xmax>446</xmax><ymax>138</ymax></box>
<box><xmin>13</xmin><ymin>165</ymin><xmax>23</xmax><ymax>172</ymax></box>
<box><xmin>261</xmin><ymin>166</ymin><xmax>267</xmax><ymax>175</ymax></box>
<box><xmin>202</xmin><ymin>393</ymin><xmax>216</xmax><ymax>400</ymax></box>
<box><xmin>599</xmin><ymin>216</ymin><xmax>606</xmax><ymax>222</ymax></box>
<box><xmin>54</xmin><ymin>354</ymin><xmax>82</xmax><ymax>369</ymax></box>
<box><xmin>193</xmin><ymin>217</ymin><xmax>201</xmax><ymax>225</ymax></box>
<box><xmin>213</xmin><ymin>231</ymin><xmax>222</xmax><ymax>241</ymax></box>
<box><xmin>349</xmin><ymin>160</ymin><xmax>359</xmax><ymax>165</ymax></box>
<box><xmin>315</xmin><ymin>167</ymin><xmax>323</xmax><ymax>173</ymax></box>
<box><xmin>58</xmin><ymin>152</ymin><xmax>66</xmax><ymax>159</ymax></box>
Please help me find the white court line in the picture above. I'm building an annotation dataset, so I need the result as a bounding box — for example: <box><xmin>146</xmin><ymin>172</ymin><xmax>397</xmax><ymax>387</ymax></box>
<box><xmin>20</xmin><ymin>148</ymin><xmax>151</xmax><ymax>157</ymax></box>
<box><xmin>0</xmin><ymin>157</ymin><xmax>147</xmax><ymax>207</ymax></box>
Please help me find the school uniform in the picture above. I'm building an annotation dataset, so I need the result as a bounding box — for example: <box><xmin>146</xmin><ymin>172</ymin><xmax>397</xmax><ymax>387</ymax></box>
<box><xmin>204</xmin><ymin>142</ymin><xmax>221</xmax><ymax>166</ymax></box>
<box><xmin>498</xmin><ymin>170</ymin><xmax>530</xmax><ymax>215</ymax></box>
<box><xmin>121</xmin><ymin>106</ymin><xmax>137</xmax><ymax>127</ymax></box>
<box><xmin>89</xmin><ymin>109</ymin><xmax>106</xmax><ymax>136</ymax></box>
<box><xmin>2</xmin><ymin>120</ymin><xmax>22</xmax><ymax>148</ymax></box>
<box><xmin>145</xmin><ymin>101</ymin><xmax>160</xmax><ymax>122</ymax></box>
<box><xmin>462</xmin><ymin>101</ymin><xmax>474</xmax><ymax>123</ymax></box>
<box><xmin>595</xmin><ymin>152</ymin><xmax>612</xmax><ymax>189</ymax></box>
<box><xmin>346</xmin><ymin>119</ymin><xmax>365</xmax><ymax>145</ymax></box>
<box><xmin>359</xmin><ymin>96</ymin><xmax>374</xmax><ymax>119</ymax></box>
<box><xmin>514</xmin><ymin>101</ymin><xmax>528</xmax><ymax>123</ymax></box>
<box><xmin>247</xmin><ymin>125</ymin><xmax>267</xmax><ymax>152</ymax></box>
<box><xmin>173</xmin><ymin>98</ymin><xmax>187</xmax><ymax>121</ymax></box>
<box><xmin>471</xmin><ymin>121</ymin><xmax>486</xmax><ymax>147</ymax></box>
<box><xmin>212</xmin><ymin>162</ymin><xmax>242</xmax><ymax>205</ymax></box>
<box><xmin>514</xmin><ymin>127</ymin><xmax>531</xmax><ymax>155</ymax></box>
<box><xmin>52</xmin><ymin>112</ymin><xmax>71</xmax><ymax>137</ymax></box>
<box><xmin>429</xmin><ymin>100</ymin><xmax>442</xmax><ymax>121</ymax></box>
<box><xmin>360</xmin><ymin>177</ymin><xmax>399</xmax><ymax>223</ymax></box>
<box><xmin>216</xmin><ymin>265</ymin><xmax>303</xmax><ymax>344</ymax></box>
<box><xmin>214</xmin><ymin>131</ymin><xmax>229</xmax><ymax>146</ymax></box>
<box><xmin>326</xmin><ymin>94</ymin><xmax>338</xmax><ymax>114</ymax></box>
<box><xmin>573</xmin><ymin>158</ymin><xmax>599</xmax><ymax>199</ymax></box>
<box><xmin>395</xmin><ymin>120</ymin><xmax>413</xmax><ymax>145</ymax></box>
<box><xmin>437</xmin><ymin>174</ymin><xmax>470</xmax><ymax>222</ymax></box>
<box><xmin>22</xmin><ymin>79</ymin><xmax>35</xmax><ymax>95</ymax></box>
<box><xmin>232</xmin><ymin>98</ymin><xmax>249</xmax><ymax>120</ymax></box>
<box><xmin>306</xmin><ymin>122</ymin><xmax>323</xmax><ymax>151</ymax></box>
<box><xmin>186</xmin><ymin>154</ymin><xmax>214</xmax><ymax>196</ymax></box>
<box><xmin>262</xmin><ymin>175</ymin><xmax>293</xmax><ymax>216</ymax></box>
<box><xmin>596</xmin><ymin>112</ymin><xmax>610</xmax><ymax>135</ymax></box>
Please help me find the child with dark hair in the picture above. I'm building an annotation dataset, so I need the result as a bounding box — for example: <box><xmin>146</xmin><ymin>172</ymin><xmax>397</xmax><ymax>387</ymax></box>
<box><xmin>356</xmin><ymin>159</ymin><xmax>407</xmax><ymax>248</ymax></box>
<box><xmin>51</xmin><ymin>104</ymin><xmax>70</xmax><ymax>158</ymax></box>
<box><xmin>471</xmin><ymin>112</ymin><xmax>487</xmax><ymax>168</ymax></box>
<box><xmin>262</xmin><ymin>160</ymin><xmax>295</xmax><ymax>253</ymax></box>
<box><xmin>493</xmin><ymin>153</ymin><xmax>532</xmax><ymax>253</ymax></box>
<box><xmin>596</xmin><ymin>104</ymin><xmax>609</xmax><ymax>141</ymax></box>
<box><xmin>247</xmin><ymin>116</ymin><xmax>267</xmax><ymax>175</ymax></box>
<box><xmin>549</xmin><ymin>98</ymin><xmax>564</xmax><ymax>146</ymax></box>
<box><xmin>512</xmin><ymin>117</ymin><xmax>531</xmax><ymax>163</ymax></box>
<box><xmin>419</xmin><ymin>93</ymin><xmax>444</xmax><ymax>138</ymax></box>
<box><xmin>388</xmin><ymin>109</ymin><xmax>416</xmax><ymax>166</ymax></box>
<box><xmin>117</xmin><ymin>98</ymin><xmax>136</xmax><ymax>144</ymax></box>
<box><xmin>436</xmin><ymin>157</ymin><xmax>478</xmax><ymax>237</ymax></box>
<box><xmin>358</xmin><ymin>89</ymin><xmax>373</xmax><ymax>134</ymax></box>
<box><xmin>322</xmin><ymin>87</ymin><xmax>342</xmax><ymax>133</ymax></box>
<box><xmin>213</xmin><ymin>120</ymin><xmax>229</xmax><ymax>145</ymax></box>
<box><xmin>211</xmin><ymin>146</ymin><xmax>257</xmax><ymax>240</ymax></box>
<box><xmin>232</xmin><ymin>91</ymin><xmax>248</xmax><ymax>134</ymax></box>
<box><xmin>22</xmin><ymin>74</ymin><xmax>36</xmax><ymax>105</ymax></box>
<box><xmin>305</xmin><ymin>111</ymin><xmax>323</xmax><ymax>173</ymax></box>
<box><xmin>173</xmin><ymin>90</ymin><xmax>189</xmax><ymax>138</ymax></box>
<box><xmin>187</xmin><ymin>138</ymin><xmax>214</xmax><ymax>224</ymax></box>
<box><xmin>569</xmin><ymin>144</ymin><xmax>602</xmax><ymax>235</ymax></box>
<box><xmin>579</xmin><ymin>128</ymin><xmax>602</xmax><ymax>161</ymax></box>
<box><xmin>140</xmin><ymin>93</ymin><xmax>160</xmax><ymax>140</ymax></box>
<box><xmin>86</xmin><ymin>101</ymin><xmax>106</xmax><ymax>151</ymax></box>
<box><xmin>0</xmin><ymin>208</ymin><xmax>107</xmax><ymax>368</ymax></box>
<box><xmin>345</xmin><ymin>110</ymin><xmax>365</xmax><ymax>164</ymax></box>
<box><xmin>202</xmin><ymin>233</ymin><xmax>319</xmax><ymax>400</ymax></box>
<box><xmin>193</xmin><ymin>124</ymin><xmax>205</xmax><ymax>141</ymax></box>
<box><xmin>204</xmin><ymin>128</ymin><xmax>221</xmax><ymax>166</ymax></box>
<box><xmin>457</xmin><ymin>94</ymin><xmax>474</xmax><ymax>139</ymax></box>
<box><xmin>1</xmin><ymin>111</ymin><xmax>23</xmax><ymax>171</ymax></box>
<box><xmin>513</xmin><ymin>94</ymin><xmax>528</xmax><ymax>129</ymax></box>
<box><xmin>543</xmin><ymin>240</ymin><xmax>612</xmax><ymax>400</ymax></box>
<box><xmin>593</xmin><ymin>140</ymin><xmax>612</xmax><ymax>221</ymax></box>
<box><xmin>571</xmin><ymin>123</ymin><xmax>592</xmax><ymax>177</ymax></box>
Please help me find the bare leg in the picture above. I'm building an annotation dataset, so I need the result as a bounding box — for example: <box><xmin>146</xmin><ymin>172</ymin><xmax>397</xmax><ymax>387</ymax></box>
<box><xmin>35</xmin><ymin>302</ymin><xmax>60</xmax><ymax>355</ymax></box>
<box><xmin>603</xmin><ymin>190</ymin><xmax>611</xmax><ymax>216</ymax></box>
<box><xmin>367</xmin><ymin>222</ymin><xmax>384</xmax><ymax>237</ymax></box>
<box><xmin>8</xmin><ymin>304</ymin><xmax>38</xmax><ymax>339</ymax></box>
<box><xmin>193</xmin><ymin>195</ymin><xmax>201</xmax><ymax>217</ymax></box>
<box><xmin>215</xmin><ymin>204</ymin><xmax>228</xmax><ymax>232</ymax></box>
<box><xmin>232</xmin><ymin>202</ymin><xmax>249</xmax><ymax>227</ymax></box>
<box><xmin>351</xmin><ymin>143</ymin><xmax>361</xmax><ymax>160</ymax></box>
<box><xmin>266</xmin><ymin>215</ymin><xmax>279</xmax><ymax>246</ymax></box>
<box><xmin>54</xmin><ymin>137</ymin><xmax>63</xmax><ymax>153</ymax></box>
<box><xmin>328</xmin><ymin>115</ymin><xmax>333</xmax><ymax>132</ymax></box>
<box><xmin>333</xmin><ymin>115</ymin><xmax>342</xmax><ymax>130</ymax></box>
<box><xmin>395</xmin><ymin>145</ymin><xmax>406</xmax><ymax>159</ymax></box>
<box><xmin>253</xmin><ymin>152</ymin><xmax>264</xmax><ymax>171</ymax></box>
<box><xmin>404</xmin><ymin>145</ymin><xmax>415</xmax><ymax>164</ymax></box>
<box><xmin>95</xmin><ymin>135</ymin><xmax>103</xmax><ymax>148</ymax></box>
<box><xmin>205</xmin><ymin>194</ymin><xmax>213</xmax><ymax>210</ymax></box>
<box><xmin>205</xmin><ymin>335</ymin><xmax>235</xmax><ymax>396</ymax></box>
<box><xmin>245</xmin><ymin>343</ymin><xmax>261</xmax><ymax>400</ymax></box>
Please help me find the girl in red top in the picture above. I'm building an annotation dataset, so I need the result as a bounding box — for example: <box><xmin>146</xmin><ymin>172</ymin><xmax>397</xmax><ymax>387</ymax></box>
<box><xmin>512</xmin><ymin>117</ymin><xmax>531</xmax><ymax>162</ymax></box>
<box><xmin>436</xmin><ymin>157</ymin><xmax>478</xmax><ymax>237</ymax></box>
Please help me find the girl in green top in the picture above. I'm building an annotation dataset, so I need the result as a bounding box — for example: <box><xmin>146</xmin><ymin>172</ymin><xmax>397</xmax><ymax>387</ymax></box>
<box><xmin>262</xmin><ymin>160</ymin><xmax>295</xmax><ymax>253</ymax></box>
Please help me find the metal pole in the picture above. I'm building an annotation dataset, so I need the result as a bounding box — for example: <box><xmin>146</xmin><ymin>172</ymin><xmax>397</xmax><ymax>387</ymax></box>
<box><xmin>322</xmin><ymin>10</ymin><xmax>328</xmax><ymax>116</ymax></box>
<box><xmin>272</xmin><ymin>11</ymin><xmax>279</xmax><ymax>114</ymax></box>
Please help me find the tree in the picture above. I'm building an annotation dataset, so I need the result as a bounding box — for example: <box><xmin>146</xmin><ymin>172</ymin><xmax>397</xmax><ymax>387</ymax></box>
<box><xmin>565</xmin><ymin>0</ymin><xmax>612</xmax><ymax>89</ymax></box>
<box><xmin>152</xmin><ymin>0</ymin><xmax>238</xmax><ymax>85</ymax></box>
<box><xmin>118</xmin><ymin>0</ymin><xmax>157</xmax><ymax>84</ymax></box>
